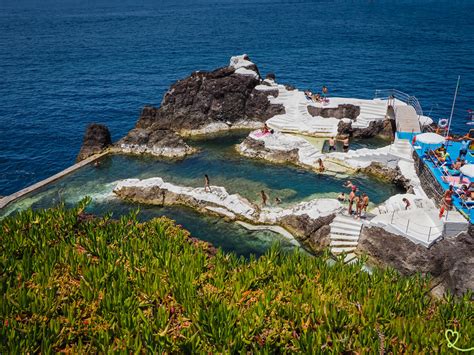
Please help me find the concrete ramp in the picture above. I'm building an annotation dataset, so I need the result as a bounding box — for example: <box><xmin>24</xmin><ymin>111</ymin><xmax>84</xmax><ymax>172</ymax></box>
<box><xmin>395</xmin><ymin>106</ymin><xmax>421</xmax><ymax>133</ymax></box>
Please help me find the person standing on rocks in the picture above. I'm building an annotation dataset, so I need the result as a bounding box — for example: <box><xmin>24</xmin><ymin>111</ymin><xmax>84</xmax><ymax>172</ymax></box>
<box><xmin>322</xmin><ymin>85</ymin><xmax>328</xmax><ymax>98</ymax></box>
<box><xmin>261</xmin><ymin>190</ymin><xmax>268</xmax><ymax>207</ymax></box>
<box><xmin>343</xmin><ymin>136</ymin><xmax>350</xmax><ymax>152</ymax></box>
<box><xmin>317</xmin><ymin>158</ymin><xmax>325</xmax><ymax>172</ymax></box>
<box><xmin>328</xmin><ymin>137</ymin><xmax>336</xmax><ymax>152</ymax></box>
<box><xmin>348</xmin><ymin>189</ymin><xmax>356</xmax><ymax>215</ymax></box>
<box><xmin>362</xmin><ymin>193</ymin><xmax>370</xmax><ymax>216</ymax></box>
<box><xmin>204</xmin><ymin>174</ymin><xmax>212</xmax><ymax>193</ymax></box>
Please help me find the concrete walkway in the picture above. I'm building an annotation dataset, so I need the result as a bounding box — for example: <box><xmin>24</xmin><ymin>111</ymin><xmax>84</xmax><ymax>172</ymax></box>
<box><xmin>0</xmin><ymin>151</ymin><xmax>110</xmax><ymax>210</ymax></box>
<box><xmin>395</xmin><ymin>106</ymin><xmax>421</xmax><ymax>133</ymax></box>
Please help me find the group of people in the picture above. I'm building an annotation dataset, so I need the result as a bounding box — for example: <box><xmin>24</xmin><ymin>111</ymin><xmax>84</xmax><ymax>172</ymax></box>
<box><xmin>304</xmin><ymin>86</ymin><xmax>329</xmax><ymax>103</ymax></box>
<box><xmin>337</xmin><ymin>180</ymin><xmax>370</xmax><ymax>219</ymax></box>
<box><xmin>328</xmin><ymin>136</ymin><xmax>350</xmax><ymax>153</ymax></box>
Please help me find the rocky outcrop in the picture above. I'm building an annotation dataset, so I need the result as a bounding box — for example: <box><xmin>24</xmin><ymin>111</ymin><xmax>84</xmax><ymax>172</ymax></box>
<box><xmin>113</xmin><ymin>177</ymin><xmax>342</xmax><ymax>254</ymax></box>
<box><xmin>360</xmin><ymin>162</ymin><xmax>411</xmax><ymax>192</ymax></box>
<box><xmin>131</xmin><ymin>55</ymin><xmax>283</xmax><ymax>134</ymax></box>
<box><xmin>308</xmin><ymin>104</ymin><xmax>360</xmax><ymax>120</ymax></box>
<box><xmin>114</xmin><ymin>55</ymin><xmax>284</xmax><ymax>158</ymax></box>
<box><xmin>338</xmin><ymin>119</ymin><xmax>394</xmax><ymax>139</ymax></box>
<box><xmin>280</xmin><ymin>213</ymin><xmax>335</xmax><ymax>252</ymax></box>
<box><xmin>76</xmin><ymin>124</ymin><xmax>112</xmax><ymax>162</ymax></box>
<box><xmin>116</xmin><ymin>128</ymin><xmax>196</xmax><ymax>158</ymax></box>
<box><xmin>237</xmin><ymin>137</ymin><xmax>300</xmax><ymax>166</ymax></box>
<box><xmin>358</xmin><ymin>226</ymin><xmax>474</xmax><ymax>297</ymax></box>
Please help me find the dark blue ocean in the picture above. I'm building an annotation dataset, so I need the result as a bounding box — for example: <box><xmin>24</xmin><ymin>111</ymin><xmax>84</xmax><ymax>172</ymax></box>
<box><xmin>1</xmin><ymin>0</ymin><xmax>473</xmax><ymax>196</ymax></box>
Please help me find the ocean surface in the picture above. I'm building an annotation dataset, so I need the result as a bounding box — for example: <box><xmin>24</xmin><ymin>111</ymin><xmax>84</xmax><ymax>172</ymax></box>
<box><xmin>1</xmin><ymin>0</ymin><xmax>473</xmax><ymax>196</ymax></box>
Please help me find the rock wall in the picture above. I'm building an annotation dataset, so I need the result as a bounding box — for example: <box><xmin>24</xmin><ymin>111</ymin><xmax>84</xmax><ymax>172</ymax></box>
<box><xmin>236</xmin><ymin>137</ymin><xmax>300</xmax><ymax>166</ymax></box>
<box><xmin>413</xmin><ymin>152</ymin><xmax>444</xmax><ymax>204</ymax></box>
<box><xmin>280</xmin><ymin>213</ymin><xmax>335</xmax><ymax>252</ymax></box>
<box><xmin>338</xmin><ymin>119</ymin><xmax>394</xmax><ymax>139</ymax></box>
<box><xmin>76</xmin><ymin>124</ymin><xmax>112</xmax><ymax>162</ymax></box>
<box><xmin>308</xmin><ymin>104</ymin><xmax>360</xmax><ymax>120</ymax></box>
<box><xmin>358</xmin><ymin>226</ymin><xmax>474</xmax><ymax>297</ymax></box>
<box><xmin>360</xmin><ymin>162</ymin><xmax>411</xmax><ymax>192</ymax></box>
<box><xmin>116</xmin><ymin>129</ymin><xmax>196</xmax><ymax>158</ymax></box>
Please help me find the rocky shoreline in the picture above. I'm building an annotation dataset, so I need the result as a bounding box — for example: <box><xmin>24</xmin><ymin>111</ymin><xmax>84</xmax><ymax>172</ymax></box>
<box><xmin>72</xmin><ymin>54</ymin><xmax>472</xmax><ymax>297</ymax></box>
<box><xmin>113</xmin><ymin>177</ymin><xmax>341</xmax><ymax>253</ymax></box>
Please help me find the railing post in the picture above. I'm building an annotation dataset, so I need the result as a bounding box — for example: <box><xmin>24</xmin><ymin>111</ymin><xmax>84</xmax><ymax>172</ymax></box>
<box><xmin>390</xmin><ymin>211</ymin><xmax>395</xmax><ymax>224</ymax></box>
<box><xmin>405</xmin><ymin>220</ymin><xmax>410</xmax><ymax>234</ymax></box>
<box><xmin>428</xmin><ymin>227</ymin><xmax>431</xmax><ymax>242</ymax></box>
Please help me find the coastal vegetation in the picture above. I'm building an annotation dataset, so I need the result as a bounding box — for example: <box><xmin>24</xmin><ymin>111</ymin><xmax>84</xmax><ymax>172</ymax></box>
<box><xmin>1</xmin><ymin>200</ymin><xmax>472</xmax><ymax>353</ymax></box>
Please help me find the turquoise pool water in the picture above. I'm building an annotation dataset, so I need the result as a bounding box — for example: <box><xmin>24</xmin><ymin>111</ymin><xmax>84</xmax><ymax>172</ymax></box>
<box><xmin>0</xmin><ymin>131</ymin><xmax>403</xmax><ymax>256</ymax></box>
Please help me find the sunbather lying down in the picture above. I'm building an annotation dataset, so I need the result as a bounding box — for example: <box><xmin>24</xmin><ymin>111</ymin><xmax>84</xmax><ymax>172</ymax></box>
<box><xmin>441</xmin><ymin>175</ymin><xmax>470</xmax><ymax>187</ymax></box>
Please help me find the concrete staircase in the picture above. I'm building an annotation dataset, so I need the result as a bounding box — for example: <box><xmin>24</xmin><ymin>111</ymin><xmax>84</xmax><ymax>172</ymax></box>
<box><xmin>267</xmin><ymin>86</ymin><xmax>340</xmax><ymax>136</ymax></box>
<box><xmin>352</xmin><ymin>100</ymin><xmax>388</xmax><ymax>128</ymax></box>
<box><xmin>329</xmin><ymin>215</ymin><xmax>363</xmax><ymax>264</ymax></box>
<box><xmin>389</xmin><ymin>138</ymin><xmax>413</xmax><ymax>161</ymax></box>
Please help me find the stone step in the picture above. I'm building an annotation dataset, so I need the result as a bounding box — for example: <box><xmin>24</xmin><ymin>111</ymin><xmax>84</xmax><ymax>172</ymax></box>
<box><xmin>330</xmin><ymin>240</ymin><xmax>359</xmax><ymax>247</ymax></box>
<box><xmin>331</xmin><ymin>246</ymin><xmax>357</xmax><ymax>254</ymax></box>
<box><xmin>330</xmin><ymin>227</ymin><xmax>361</xmax><ymax>236</ymax></box>
<box><xmin>330</xmin><ymin>233</ymin><xmax>360</xmax><ymax>241</ymax></box>
<box><xmin>330</xmin><ymin>221</ymin><xmax>362</xmax><ymax>231</ymax></box>
<box><xmin>344</xmin><ymin>253</ymin><xmax>358</xmax><ymax>264</ymax></box>
<box><xmin>333</xmin><ymin>215</ymin><xmax>363</xmax><ymax>224</ymax></box>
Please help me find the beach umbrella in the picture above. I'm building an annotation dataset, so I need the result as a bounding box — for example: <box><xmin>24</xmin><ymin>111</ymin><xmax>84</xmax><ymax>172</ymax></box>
<box><xmin>460</xmin><ymin>164</ymin><xmax>474</xmax><ymax>178</ymax></box>
<box><xmin>415</xmin><ymin>132</ymin><xmax>445</xmax><ymax>145</ymax></box>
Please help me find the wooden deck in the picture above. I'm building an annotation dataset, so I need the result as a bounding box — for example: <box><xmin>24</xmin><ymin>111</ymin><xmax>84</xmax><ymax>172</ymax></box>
<box><xmin>395</xmin><ymin>105</ymin><xmax>421</xmax><ymax>133</ymax></box>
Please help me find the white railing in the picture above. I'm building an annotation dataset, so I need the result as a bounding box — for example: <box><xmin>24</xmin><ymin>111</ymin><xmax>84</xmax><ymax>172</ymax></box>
<box><xmin>389</xmin><ymin>210</ymin><xmax>444</xmax><ymax>243</ymax></box>
<box><xmin>374</xmin><ymin>89</ymin><xmax>424</xmax><ymax>118</ymax></box>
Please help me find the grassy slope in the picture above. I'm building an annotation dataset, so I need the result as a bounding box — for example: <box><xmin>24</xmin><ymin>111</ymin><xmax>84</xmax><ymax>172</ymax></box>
<box><xmin>0</xmin><ymin>201</ymin><xmax>472</xmax><ymax>353</ymax></box>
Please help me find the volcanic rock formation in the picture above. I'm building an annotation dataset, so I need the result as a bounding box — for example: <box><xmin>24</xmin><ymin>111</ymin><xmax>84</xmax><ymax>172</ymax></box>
<box><xmin>76</xmin><ymin>123</ymin><xmax>112</xmax><ymax>162</ymax></box>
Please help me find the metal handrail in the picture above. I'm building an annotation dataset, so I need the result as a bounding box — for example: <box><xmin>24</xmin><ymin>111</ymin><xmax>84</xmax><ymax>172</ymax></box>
<box><xmin>389</xmin><ymin>210</ymin><xmax>444</xmax><ymax>242</ymax></box>
<box><xmin>374</xmin><ymin>89</ymin><xmax>424</xmax><ymax>117</ymax></box>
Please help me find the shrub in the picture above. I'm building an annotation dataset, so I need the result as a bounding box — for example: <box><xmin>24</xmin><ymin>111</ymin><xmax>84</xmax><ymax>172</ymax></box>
<box><xmin>0</xmin><ymin>200</ymin><xmax>472</xmax><ymax>352</ymax></box>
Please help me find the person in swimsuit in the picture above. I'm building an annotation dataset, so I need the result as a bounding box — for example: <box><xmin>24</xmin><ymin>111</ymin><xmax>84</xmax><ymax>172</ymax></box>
<box><xmin>402</xmin><ymin>198</ymin><xmax>411</xmax><ymax>210</ymax></box>
<box><xmin>362</xmin><ymin>193</ymin><xmax>369</xmax><ymax>215</ymax></box>
<box><xmin>444</xmin><ymin>185</ymin><xmax>454</xmax><ymax>209</ymax></box>
<box><xmin>204</xmin><ymin>174</ymin><xmax>212</xmax><ymax>193</ymax></box>
<box><xmin>322</xmin><ymin>85</ymin><xmax>328</xmax><ymax>98</ymax></box>
<box><xmin>261</xmin><ymin>190</ymin><xmax>268</xmax><ymax>207</ymax></box>
<box><xmin>337</xmin><ymin>192</ymin><xmax>346</xmax><ymax>202</ymax></box>
<box><xmin>343</xmin><ymin>137</ymin><xmax>350</xmax><ymax>152</ymax></box>
<box><xmin>354</xmin><ymin>195</ymin><xmax>362</xmax><ymax>218</ymax></box>
<box><xmin>317</xmin><ymin>158</ymin><xmax>325</xmax><ymax>172</ymax></box>
<box><xmin>328</xmin><ymin>137</ymin><xmax>336</xmax><ymax>152</ymax></box>
<box><xmin>458</xmin><ymin>139</ymin><xmax>469</xmax><ymax>160</ymax></box>
<box><xmin>348</xmin><ymin>190</ymin><xmax>355</xmax><ymax>215</ymax></box>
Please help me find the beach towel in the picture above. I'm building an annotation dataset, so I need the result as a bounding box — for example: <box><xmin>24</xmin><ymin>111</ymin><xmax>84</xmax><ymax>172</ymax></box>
<box><xmin>253</xmin><ymin>131</ymin><xmax>271</xmax><ymax>138</ymax></box>
<box><xmin>441</xmin><ymin>175</ymin><xmax>471</xmax><ymax>185</ymax></box>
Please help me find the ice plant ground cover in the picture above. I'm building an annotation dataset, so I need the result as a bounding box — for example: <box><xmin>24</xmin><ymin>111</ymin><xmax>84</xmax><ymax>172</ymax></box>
<box><xmin>0</xmin><ymin>200</ymin><xmax>472</xmax><ymax>353</ymax></box>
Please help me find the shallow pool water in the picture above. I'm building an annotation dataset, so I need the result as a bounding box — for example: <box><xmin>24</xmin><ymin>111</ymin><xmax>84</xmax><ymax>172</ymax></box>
<box><xmin>0</xmin><ymin>131</ymin><xmax>402</xmax><ymax>256</ymax></box>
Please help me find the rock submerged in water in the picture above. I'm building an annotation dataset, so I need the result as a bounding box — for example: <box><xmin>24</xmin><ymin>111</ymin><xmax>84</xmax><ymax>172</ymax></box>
<box><xmin>76</xmin><ymin>123</ymin><xmax>112</xmax><ymax>162</ymax></box>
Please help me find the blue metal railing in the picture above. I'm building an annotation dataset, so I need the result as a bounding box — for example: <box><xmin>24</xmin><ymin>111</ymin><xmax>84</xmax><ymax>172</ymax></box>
<box><xmin>374</xmin><ymin>89</ymin><xmax>424</xmax><ymax>118</ymax></box>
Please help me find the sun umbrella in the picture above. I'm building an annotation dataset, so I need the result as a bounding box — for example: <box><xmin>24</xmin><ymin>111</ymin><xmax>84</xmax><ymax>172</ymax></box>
<box><xmin>415</xmin><ymin>132</ymin><xmax>445</xmax><ymax>145</ymax></box>
<box><xmin>460</xmin><ymin>164</ymin><xmax>474</xmax><ymax>178</ymax></box>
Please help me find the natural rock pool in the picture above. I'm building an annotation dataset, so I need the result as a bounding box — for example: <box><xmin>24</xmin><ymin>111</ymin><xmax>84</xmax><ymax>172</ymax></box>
<box><xmin>0</xmin><ymin>131</ymin><xmax>403</xmax><ymax>256</ymax></box>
